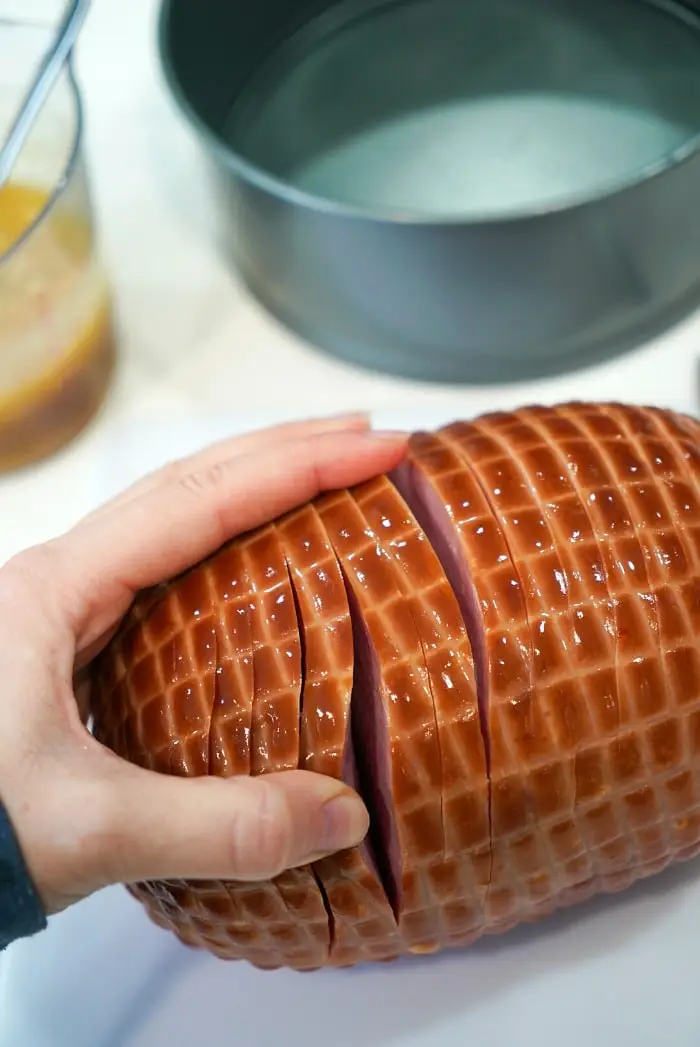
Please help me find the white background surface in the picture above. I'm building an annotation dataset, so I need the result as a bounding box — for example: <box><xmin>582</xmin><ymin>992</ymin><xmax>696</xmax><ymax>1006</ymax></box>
<box><xmin>3</xmin><ymin>846</ymin><xmax>700</xmax><ymax>1047</ymax></box>
<box><xmin>2</xmin><ymin>1</ymin><xmax>700</xmax><ymax>1044</ymax></box>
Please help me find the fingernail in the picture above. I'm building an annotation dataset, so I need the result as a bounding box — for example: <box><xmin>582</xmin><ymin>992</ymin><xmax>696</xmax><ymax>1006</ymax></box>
<box><xmin>318</xmin><ymin>793</ymin><xmax>369</xmax><ymax>853</ymax></box>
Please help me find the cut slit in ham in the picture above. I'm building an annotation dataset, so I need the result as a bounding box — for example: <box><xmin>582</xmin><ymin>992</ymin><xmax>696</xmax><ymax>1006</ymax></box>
<box><xmin>282</xmin><ymin>555</ymin><xmax>337</xmax><ymax>954</ymax></box>
<box><xmin>391</xmin><ymin>457</ymin><xmax>490</xmax><ymax>762</ymax></box>
<box><xmin>277</xmin><ymin>502</ymin><xmax>402</xmax><ymax>965</ymax></box>
<box><xmin>340</xmin><ymin>566</ymin><xmax>402</xmax><ymax>921</ymax></box>
<box><xmin>285</xmin><ymin>558</ymin><xmax>307</xmax><ymax>763</ymax></box>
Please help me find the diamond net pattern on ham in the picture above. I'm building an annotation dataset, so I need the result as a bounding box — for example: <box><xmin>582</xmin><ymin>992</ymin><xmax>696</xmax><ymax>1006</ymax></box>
<box><xmin>277</xmin><ymin>503</ymin><xmax>401</xmax><ymax>966</ymax></box>
<box><xmin>227</xmin><ymin>523</ymin><xmax>330</xmax><ymax>970</ymax></box>
<box><xmin>91</xmin><ymin>402</ymin><xmax>700</xmax><ymax>970</ymax></box>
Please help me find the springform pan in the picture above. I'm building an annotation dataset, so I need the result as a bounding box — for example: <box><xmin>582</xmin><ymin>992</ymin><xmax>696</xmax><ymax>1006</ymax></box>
<box><xmin>158</xmin><ymin>0</ymin><xmax>700</xmax><ymax>384</ymax></box>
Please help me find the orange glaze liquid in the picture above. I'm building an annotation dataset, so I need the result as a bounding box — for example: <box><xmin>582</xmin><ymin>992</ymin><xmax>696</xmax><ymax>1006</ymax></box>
<box><xmin>0</xmin><ymin>181</ymin><xmax>116</xmax><ymax>472</ymax></box>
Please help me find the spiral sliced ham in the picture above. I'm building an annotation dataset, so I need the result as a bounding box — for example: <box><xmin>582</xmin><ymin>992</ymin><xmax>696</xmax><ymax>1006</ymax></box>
<box><xmin>91</xmin><ymin>401</ymin><xmax>700</xmax><ymax>971</ymax></box>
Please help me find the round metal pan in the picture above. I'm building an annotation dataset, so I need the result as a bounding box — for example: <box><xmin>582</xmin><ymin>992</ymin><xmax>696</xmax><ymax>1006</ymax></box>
<box><xmin>158</xmin><ymin>0</ymin><xmax>700</xmax><ymax>384</ymax></box>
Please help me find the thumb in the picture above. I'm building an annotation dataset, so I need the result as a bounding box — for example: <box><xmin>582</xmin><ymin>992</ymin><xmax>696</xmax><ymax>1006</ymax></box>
<box><xmin>96</xmin><ymin>765</ymin><xmax>370</xmax><ymax>888</ymax></box>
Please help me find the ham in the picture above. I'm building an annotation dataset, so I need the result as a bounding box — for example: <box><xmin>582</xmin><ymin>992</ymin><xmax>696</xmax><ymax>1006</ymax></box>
<box><xmin>90</xmin><ymin>401</ymin><xmax>700</xmax><ymax>970</ymax></box>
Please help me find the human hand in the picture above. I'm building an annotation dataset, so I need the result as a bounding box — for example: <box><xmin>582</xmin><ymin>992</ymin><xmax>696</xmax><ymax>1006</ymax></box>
<box><xmin>0</xmin><ymin>413</ymin><xmax>407</xmax><ymax>920</ymax></box>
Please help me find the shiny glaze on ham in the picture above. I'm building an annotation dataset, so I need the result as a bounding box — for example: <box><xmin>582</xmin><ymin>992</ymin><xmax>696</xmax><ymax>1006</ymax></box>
<box><xmin>90</xmin><ymin>402</ymin><xmax>700</xmax><ymax>970</ymax></box>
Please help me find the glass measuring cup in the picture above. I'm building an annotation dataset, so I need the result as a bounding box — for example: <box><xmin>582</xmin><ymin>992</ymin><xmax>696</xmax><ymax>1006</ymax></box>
<box><xmin>0</xmin><ymin>16</ymin><xmax>116</xmax><ymax>473</ymax></box>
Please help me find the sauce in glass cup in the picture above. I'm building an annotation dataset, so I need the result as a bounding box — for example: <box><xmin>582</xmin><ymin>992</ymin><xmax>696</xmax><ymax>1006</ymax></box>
<box><xmin>0</xmin><ymin>16</ymin><xmax>116</xmax><ymax>473</ymax></box>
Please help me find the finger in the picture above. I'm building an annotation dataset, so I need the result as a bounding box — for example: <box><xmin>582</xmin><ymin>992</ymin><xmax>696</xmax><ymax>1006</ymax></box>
<box><xmin>53</xmin><ymin>428</ymin><xmax>408</xmax><ymax>645</ymax></box>
<box><xmin>92</xmin><ymin>766</ymin><xmax>369</xmax><ymax>887</ymax></box>
<box><xmin>85</xmin><ymin>412</ymin><xmax>370</xmax><ymax>522</ymax></box>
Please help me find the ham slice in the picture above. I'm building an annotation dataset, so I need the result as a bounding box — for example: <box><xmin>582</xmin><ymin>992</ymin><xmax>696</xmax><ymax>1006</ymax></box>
<box><xmin>352</xmin><ymin>475</ymin><xmax>490</xmax><ymax>927</ymax></box>
<box><xmin>316</xmin><ymin>488</ymin><xmax>448</xmax><ymax>954</ymax></box>
<box><xmin>91</xmin><ymin>401</ymin><xmax>700</xmax><ymax>969</ymax></box>
<box><xmin>224</xmin><ymin>524</ymin><xmax>330</xmax><ymax>970</ymax></box>
<box><xmin>206</xmin><ymin>541</ymin><xmax>253</xmax><ymax>778</ymax></box>
<box><xmin>276</xmin><ymin>503</ymin><xmax>402</xmax><ymax>966</ymax></box>
<box><xmin>93</xmin><ymin>569</ymin><xmax>218</xmax><ymax>777</ymax></box>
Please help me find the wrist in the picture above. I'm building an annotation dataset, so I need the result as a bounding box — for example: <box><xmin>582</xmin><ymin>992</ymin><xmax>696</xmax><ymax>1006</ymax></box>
<box><xmin>0</xmin><ymin>798</ymin><xmax>47</xmax><ymax>951</ymax></box>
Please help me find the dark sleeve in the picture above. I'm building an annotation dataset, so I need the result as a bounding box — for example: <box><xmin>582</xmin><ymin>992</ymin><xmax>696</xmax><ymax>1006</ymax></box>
<box><xmin>0</xmin><ymin>800</ymin><xmax>48</xmax><ymax>951</ymax></box>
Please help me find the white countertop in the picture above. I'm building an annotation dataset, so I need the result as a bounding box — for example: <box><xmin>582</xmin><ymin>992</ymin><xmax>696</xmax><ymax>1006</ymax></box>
<box><xmin>2</xmin><ymin>0</ymin><xmax>700</xmax><ymax>567</ymax></box>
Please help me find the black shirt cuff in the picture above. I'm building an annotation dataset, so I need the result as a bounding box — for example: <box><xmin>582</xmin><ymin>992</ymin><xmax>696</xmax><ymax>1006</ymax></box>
<box><xmin>0</xmin><ymin>799</ymin><xmax>47</xmax><ymax>951</ymax></box>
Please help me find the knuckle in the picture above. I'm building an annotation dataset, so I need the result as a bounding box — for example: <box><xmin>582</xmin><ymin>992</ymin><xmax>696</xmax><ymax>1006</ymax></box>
<box><xmin>178</xmin><ymin>469</ymin><xmax>208</xmax><ymax>496</ymax></box>
<box><xmin>179</xmin><ymin>459</ymin><xmax>234</xmax><ymax>498</ymax></box>
<box><xmin>0</xmin><ymin>543</ymin><xmax>68</xmax><ymax>627</ymax></box>
<box><xmin>159</xmin><ymin>458</ymin><xmax>186</xmax><ymax>487</ymax></box>
<box><xmin>230</xmin><ymin>781</ymin><xmax>293</xmax><ymax>880</ymax></box>
<box><xmin>1</xmin><ymin>543</ymin><xmax>59</xmax><ymax>589</ymax></box>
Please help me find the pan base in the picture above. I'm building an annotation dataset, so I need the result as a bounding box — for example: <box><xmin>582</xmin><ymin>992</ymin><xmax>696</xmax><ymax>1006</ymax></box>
<box><xmin>294</xmin><ymin>96</ymin><xmax>685</xmax><ymax>218</ymax></box>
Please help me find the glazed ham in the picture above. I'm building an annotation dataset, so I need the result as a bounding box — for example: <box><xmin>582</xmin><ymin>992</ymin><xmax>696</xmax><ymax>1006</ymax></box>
<box><xmin>90</xmin><ymin>401</ymin><xmax>700</xmax><ymax>970</ymax></box>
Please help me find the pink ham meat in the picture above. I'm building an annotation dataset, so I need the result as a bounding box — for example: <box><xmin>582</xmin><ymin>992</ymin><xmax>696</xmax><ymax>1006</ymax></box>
<box><xmin>91</xmin><ymin>401</ymin><xmax>700</xmax><ymax>970</ymax></box>
<box><xmin>350</xmin><ymin>477</ymin><xmax>490</xmax><ymax>928</ymax></box>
